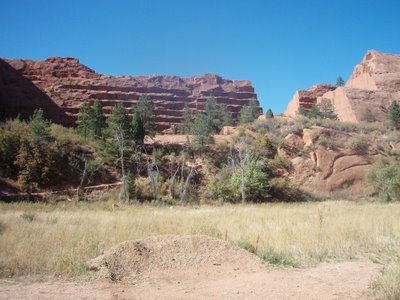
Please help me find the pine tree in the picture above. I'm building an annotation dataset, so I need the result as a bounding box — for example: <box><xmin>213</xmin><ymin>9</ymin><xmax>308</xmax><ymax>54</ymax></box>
<box><xmin>388</xmin><ymin>100</ymin><xmax>400</xmax><ymax>129</ymax></box>
<box><xmin>181</xmin><ymin>104</ymin><xmax>194</xmax><ymax>134</ymax></box>
<box><xmin>89</xmin><ymin>100</ymin><xmax>106</xmax><ymax>138</ymax></box>
<box><xmin>29</xmin><ymin>108</ymin><xmax>52</xmax><ymax>143</ymax></box>
<box><xmin>239</xmin><ymin>100</ymin><xmax>259</xmax><ymax>124</ymax></box>
<box><xmin>319</xmin><ymin>98</ymin><xmax>338</xmax><ymax>120</ymax></box>
<box><xmin>265</xmin><ymin>108</ymin><xmax>274</xmax><ymax>119</ymax></box>
<box><xmin>135</xmin><ymin>95</ymin><xmax>155</xmax><ymax>136</ymax></box>
<box><xmin>204</xmin><ymin>97</ymin><xmax>228</xmax><ymax>133</ymax></box>
<box><xmin>336</xmin><ymin>76</ymin><xmax>345</xmax><ymax>87</ymax></box>
<box><xmin>297</xmin><ymin>105</ymin><xmax>308</xmax><ymax>117</ymax></box>
<box><xmin>131</xmin><ymin>110</ymin><xmax>145</xmax><ymax>145</ymax></box>
<box><xmin>191</xmin><ymin>113</ymin><xmax>213</xmax><ymax>152</ymax></box>
<box><xmin>308</xmin><ymin>103</ymin><xmax>322</xmax><ymax>119</ymax></box>
<box><xmin>76</xmin><ymin>101</ymin><xmax>91</xmax><ymax>140</ymax></box>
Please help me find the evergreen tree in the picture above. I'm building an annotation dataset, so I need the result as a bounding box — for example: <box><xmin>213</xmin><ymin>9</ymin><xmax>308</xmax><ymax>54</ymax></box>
<box><xmin>297</xmin><ymin>105</ymin><xmax>308</xmax><ymax>117</ymax></box>
<box><xmin>76</xmin><ymin>101</ymin><xmax>91</xmax><ymax>140</ymax></box>
<box><xmin>29</xmin><ymin>108</ymin><xmax>52</xmax><ymax>143</ymax></box>
<box><xmin>89</xmin><ymin>100</ymin><xmax>106</xmax><ymax>138</ymax></box>
<box><xmin>319</xmin><ymin>98</ymin><xmax>338</xmax><ymax>120</ymax></box>
<box><xmin>131</xmin><ymin>110</ymin><xmax>145</xmax><ymax>145</ymax></box>
<box><xmin>135</xmin><ymin>95</ymin><xmax>155</xmax><ymax>136</ymax></box>
<box><xmin>221</xmin><ymin>105</ymin><xmax>233</xmax><ymax>126</ymax></box>
<box><xmin>181</xmin><ymin>104</ymin><xmax>194</xmax><ymax>134</ymax></box>
<box><xmin>204</xmin><ymin>97</ymin><xmax>231</xmax><ymax>133</ymax></box>
<box><xmin>239</xmin><ymin>100</ymin><xmax>259</xmax><ymax>124</ymax></box>
<box><xmin>191</xmin><ymin>113</ymin><xmax>213</xmax><ymax>151</ymax></box>
<box><xmin>388</xmin><ymin>100</ymin><xmax>400</xmax><ymax>129</ymax></box>
<box><xmin>308</xmin><ymin>103</ymin><xmax>322</xmax><ymax>119</ymax></box>
<box><xmin>265</xmin><ymin>108</ymin><xmax>274</xmax><ymax>119</ymax></box>
<box><xmin>336</xmin><ymin>76</ymin><xmax>345</xmax><ymax>87</ymax></box>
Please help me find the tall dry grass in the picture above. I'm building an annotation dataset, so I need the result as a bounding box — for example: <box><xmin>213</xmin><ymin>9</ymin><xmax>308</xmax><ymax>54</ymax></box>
<box><xmin>1</xmin><ymin>201</ymin><xmax>399</xmax><ymax>290</ymax></box>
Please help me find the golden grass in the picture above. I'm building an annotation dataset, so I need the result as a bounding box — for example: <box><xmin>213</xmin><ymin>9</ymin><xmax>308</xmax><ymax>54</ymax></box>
<box><xmin>0</xmin><ymin>200</ymin><xmax>399</xmax><ymax>282</ymax></box>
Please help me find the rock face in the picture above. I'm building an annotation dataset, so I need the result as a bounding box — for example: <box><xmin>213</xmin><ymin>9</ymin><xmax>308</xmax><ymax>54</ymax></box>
<box><xmin>284</xmin><ymin>50</ymin><xmax>400</xmax><ymax>122</ymax></box>
<box><xmin>280</xmin><ymin>126</ymin><xmax>388</xmax><ymax>198</ymax></box>
<box><xmin>284</xmin><ymin>84</ymin><xmax>337</xmax><ymax>118</ymax></box>
<box><xmin>0</xmin><ymin>57</ymin><xmax>261</xmax><ymax>129</ymax></box>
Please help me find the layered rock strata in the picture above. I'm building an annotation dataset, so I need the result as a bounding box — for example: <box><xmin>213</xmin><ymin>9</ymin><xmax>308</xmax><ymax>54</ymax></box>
<box><xmin>0</xmin><ymin>57</ymin><xmax>261</xmax><ymax>129</ymax></box>
<box><xmin>284</xmin><ymin>50</ymin><xmax>400</xmax><ymax>122</ymax></box>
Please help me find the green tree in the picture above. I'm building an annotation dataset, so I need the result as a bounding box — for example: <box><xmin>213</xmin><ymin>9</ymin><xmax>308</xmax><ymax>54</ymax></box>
<box><xmin>106</xmin><ymin>104</ymin><xmax>131</xmax><ymax>201</ymax></box>
<box><xmin>180</xmin><ymin>104</ymin><xmax>194</xmax><ymax>134</ymax></box>
<box><xmin>29</xmin><ymin>108</ymin><xmax>51</xmax><ymax>143</ymax></box>
<box><xmin>135</xmin><ymin>95</ymin><xmax>155</xmax><ymax>136</ymax></box>
<box><xmin>204</xmin><ymin>97</ymin><xmax>232</xmax><ymax>133</ymax></box>
<box><xmin>240</xmin><ymin>99</ymin><xmax>259</xmax><ymax>124</ymax></box>
<box><xmin>265</xmin><ymin>108</ymin><xmax>274</xmax><ymax>119</ymax></box>
<box><xmin>319</xmin><ymin>98</ymin><xmax>338</xmax><ymax>120</ymax></box>
<box><xmin>388</xmin><ymin>100</ymin><xmax>400</xmax><ymax>129</ymax></box>
<box><xmin>336</xmin><ymin>76</ymin><xmax>345</xmax><ymax>87</ymax></box>
<box><xmin>191</xmin><ymin>113</ymin><xmax>213</xmax><ymax>152</ymax></box>
<box><xmin>89</xmin><ymin>100</ymin><xmax>106</xmax><ymax>138</ymax></box>
<box><xmin>76</xmin><ymin>101</ymin><xmax>91</xmax><ymax>140</ymax></box>
<box><xmin>297</xmin><ymin>105</ymin><xmax>308</xmax><ymax>117</ymax></box>
<box><xmin>131</xmin><ymin>110</ymin><xmax>145</xmax><ymax>146</ymax></box>
<box><xmin>367</xmin><ymin>159</ymin><xmax>400</xmax><ymax>202</ymax></box>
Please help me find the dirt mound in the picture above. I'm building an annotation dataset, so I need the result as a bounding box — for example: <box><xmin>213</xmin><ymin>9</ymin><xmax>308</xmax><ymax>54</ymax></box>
<box><xmin>88</xmin><ymin>235</ymin><xmax>264</xmax><ymax>282</ymax></box>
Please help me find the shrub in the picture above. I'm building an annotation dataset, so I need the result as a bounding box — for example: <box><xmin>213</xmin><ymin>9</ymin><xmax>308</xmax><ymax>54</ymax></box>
<box><xmin>237</xmin><ymin>240</ymin><xmax>257</xmax><ymax>254</ymax></box>
<box><xmin>366</xmin><ymin>159</ymin><xmax>400</xmax><ymax>201</ymax></box>
<box><xmin>259</xmin><ymin>247</ymin><xmax>299</xmax><ymax>267</ymax></box>
<box><xmin>269</xmin><ymin>178</ymin><xmax>314</xmax><ymax>202</ymax></box>
<box><xmin>372</xmin><ymin>263</ymin><xmax>400</xmax><ymax>300</ymax></box>
<box><xmin>344</xmin><ymin>136</ymin><xmax>368</xmax><ymax>152</ymax></box>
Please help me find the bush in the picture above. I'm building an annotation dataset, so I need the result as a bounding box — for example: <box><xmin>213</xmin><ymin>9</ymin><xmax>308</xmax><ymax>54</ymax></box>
<box><xmin>366</xmin><ymin>159</ymin><xmax>400</xmax><ymax>201</ymax></box>
<box><xmin>259</xmin><ymin>247</ymin><xmax>299</xmax><ymax>267</ymax></box>
<box><xmin>344</xmin><ymin>136</ymin><xmax>368</xmax><ymax>152</ymax></box>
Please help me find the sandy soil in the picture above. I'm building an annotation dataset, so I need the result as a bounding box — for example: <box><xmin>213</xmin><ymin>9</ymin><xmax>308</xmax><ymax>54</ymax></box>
<box><xmin>0</xmin><ymin>259</ymin><xmax>380</xmax><ymax>300</ymax></box>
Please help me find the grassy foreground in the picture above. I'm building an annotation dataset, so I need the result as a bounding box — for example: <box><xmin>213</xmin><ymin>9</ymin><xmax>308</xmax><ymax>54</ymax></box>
<box><xmin>1</xmin><ymin>200</ymin><xmax>399</xmax><ymax>297</ymax></box>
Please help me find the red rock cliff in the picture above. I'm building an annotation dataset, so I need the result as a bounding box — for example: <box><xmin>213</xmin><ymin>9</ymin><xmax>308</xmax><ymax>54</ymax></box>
<box><xmin>0</xmin><ymin>57</ymin><xmax>261</xmax><ymax>129</ymax></box>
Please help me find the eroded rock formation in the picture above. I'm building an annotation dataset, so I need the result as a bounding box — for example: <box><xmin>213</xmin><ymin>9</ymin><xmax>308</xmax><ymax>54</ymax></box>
<box><xmin>284</xmin><ymin>84</ymin><xmax>337</xmax><ymax>118</ymax></box>
<box><xmin>0</xmin><ymin>57</ymin><xmax>261</xmax><ymax>129</ymax></box>
<box><xmin>279</xmin><ymin>126</ymin><xmax>388</xmax><ymax>197</ymax></box>
<box><xmin>284</xmin><ymin>50</ymin><xmax>400</xmax><ymax>122</ymax></box>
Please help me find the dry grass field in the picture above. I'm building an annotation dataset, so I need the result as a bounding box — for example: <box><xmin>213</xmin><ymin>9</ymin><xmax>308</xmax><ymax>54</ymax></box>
<box><xmin>0</xmin><ymin>200</ymin><xmax>399</xmax><ymax>298</ymax></box>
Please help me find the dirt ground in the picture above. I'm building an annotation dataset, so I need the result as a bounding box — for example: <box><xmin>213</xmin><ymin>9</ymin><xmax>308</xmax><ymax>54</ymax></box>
<box><xmin>0</xmin><ymin>259</ymin><xmax>380</xmax><ymax>300</ymax></box>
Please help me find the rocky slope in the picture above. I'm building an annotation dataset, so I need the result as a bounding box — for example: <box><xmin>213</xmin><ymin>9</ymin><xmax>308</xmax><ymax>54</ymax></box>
<box><xmin>284</xmin><ymin>50</ymin><xmax>400</xmax><ymax>122</ymax></box>
<box><xmin>278</xmin><ymin>126</ymin><xmax>392</xmax><ymax>197</ymax></box>
<box><xmin>0</xmin><ymin>57</ymin><xmax>261</xmax><ymax>130</ymax></box>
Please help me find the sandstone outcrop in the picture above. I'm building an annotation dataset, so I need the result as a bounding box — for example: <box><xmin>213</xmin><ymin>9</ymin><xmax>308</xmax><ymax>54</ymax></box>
<box><xmin>284</xmin><ymin>84</ymin><xmax>337</xmax><ymax>118</ymax></box>
<box><xmin>284</xmin><ymin>50</ymin><xmax>400</xmax><ymax>122</ymax></box>
<box><xmin>279</xmin><ymin>127</ymin><xmax>388</xmax><ymax>197</ymax></box>
<box><xmin>0</xmin><ymin>57</ymin><xmax>262</xmax><ymax>129</ymax></box>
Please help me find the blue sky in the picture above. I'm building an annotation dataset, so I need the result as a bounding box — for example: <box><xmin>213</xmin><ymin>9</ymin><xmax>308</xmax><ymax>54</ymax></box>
<box><xmin>1</xmin><ymin>0</ymin><xmax>399</xmax><ymax>113</ymax></box>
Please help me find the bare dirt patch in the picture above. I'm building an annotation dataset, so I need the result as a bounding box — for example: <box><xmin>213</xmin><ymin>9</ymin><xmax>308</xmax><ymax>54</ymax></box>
<box><xmin>0</xmin><ymin>235</ymin><xmax>381</xmax><ymax>299</ymax></box>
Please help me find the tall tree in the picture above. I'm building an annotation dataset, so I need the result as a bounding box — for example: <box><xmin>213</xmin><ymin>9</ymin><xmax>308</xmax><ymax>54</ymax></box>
<box><xmin>191</xmin><ymin>113</ymin><xmax>213</xmax><ymax>152</ymax></box>
<box><xmin>265</xmin><ymin>108</ymin><xmax>274</xmax><ymax>119</ymax></box>
<box><xmin>135</xmin><ymin>95</ymin><xmax>155</xmax><ymax>136</ymax></box>
<box><xmin>29</xmin><ymin>108</ymin><xmax>52</xmax><ymax>143</ymax></box>
<box><xmin>76</xmin><ymin>101</ymin><xmax>91</xmax><ymax>140</ymax></box>
<box><xmin>89</xmin><ymin>100</ymin><xmax>106</xmax><ymax>138</ymax></box>
<box><xmin>388</xmin><ymin>100</ymin><xmax>400</xmax><ymax>129</ymax></box>
<box><xmin>336</xmin><ymin>76</ymin><xmax>345</xmax><ymax>87</ymax></box>
<box><xmin>107</xmin><ymin>104</ymin><xmax>131</xmax><ymax>201</ymax></box>
<box><xmin>239</xmin><ymin>99</ymin><xmax>259</xmax><ymax>124</ymax></box>
<box><xmin>181</xmin><ymin>103</ymin><xmax>194</xmax><ymax>134</ymax></box>
<box><xmin>204</xmin><ymin>97</ymin><xmax>232</xmax><ymax>133</ymax></box>
<box><xmin>131</xmin><ymin>110</ymin><xmax>145</xmax><ymax>146</ymax></box>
